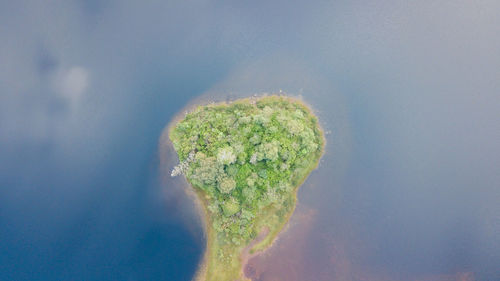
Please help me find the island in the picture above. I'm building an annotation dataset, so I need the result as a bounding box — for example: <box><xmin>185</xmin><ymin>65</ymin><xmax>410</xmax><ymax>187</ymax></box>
<box><xmin>169</xmin><ymin>95</ymin><xmax>324</xmax><ymax>281</ymax></box>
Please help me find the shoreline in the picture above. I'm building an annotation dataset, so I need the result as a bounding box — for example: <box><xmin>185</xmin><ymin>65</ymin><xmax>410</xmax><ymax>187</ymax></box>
<box><xmin>160</xmin><ymin>92</ymin><xmax>326</xmax><ymax>281</ymax></box>
<box><xmin>239</xmin><ymin>227</ymin><xmax>270</xmax><ymax>281</ymax></box>
<box><xmin>159</xmin><ymin>112</ymin><xmax>211</xmax><ymax>281</ymax></box>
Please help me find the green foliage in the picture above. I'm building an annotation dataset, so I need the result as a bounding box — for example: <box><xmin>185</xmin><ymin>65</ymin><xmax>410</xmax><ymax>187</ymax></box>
<box><xmin>169</xmin><ymin>96</ymin><xmax>324</xmax><ymax>279</ymax></box>
<box><xmin>217</xmin><ymin>146</ymin><xmax>236</xmax><ymax>165</ymax></box>
<box><xmin>222</xmin><ymin>198</ymin><xmax>240</xmax><ymax>217</ymax></box>
<box><xmin>218</xmin><ymin>177</ymin><xmax>236</xmax><ymax>194</ymax></box>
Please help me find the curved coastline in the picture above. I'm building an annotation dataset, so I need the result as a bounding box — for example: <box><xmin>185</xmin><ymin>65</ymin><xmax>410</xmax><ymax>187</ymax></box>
<box><xmin>160</xmin><ymin>93</ymin><xmax>326</xmax><ymax>281</ymax></box>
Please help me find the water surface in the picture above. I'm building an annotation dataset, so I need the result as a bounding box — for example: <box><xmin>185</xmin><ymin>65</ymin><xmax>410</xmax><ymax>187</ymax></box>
<box><xmin>1</xmin><ymin>1</ymin><xmax>499</xmax><ymax>280</ymax></box>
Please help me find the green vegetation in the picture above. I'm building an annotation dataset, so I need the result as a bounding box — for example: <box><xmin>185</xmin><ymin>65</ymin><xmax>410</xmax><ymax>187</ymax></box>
<box><xmin>169</xmin><ymin>96</ymin><xmax>324</xmax><ymax>281</ymax></box>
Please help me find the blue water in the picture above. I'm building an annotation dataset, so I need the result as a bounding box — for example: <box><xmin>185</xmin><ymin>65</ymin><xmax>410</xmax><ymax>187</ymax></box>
<box><xmin>1</xmin><ymin>1</ymin><xmax>499</xmax><ymax>280</ymax></box>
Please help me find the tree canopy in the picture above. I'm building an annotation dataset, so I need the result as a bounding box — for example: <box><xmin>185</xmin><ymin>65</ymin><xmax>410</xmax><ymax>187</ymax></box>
<box><xmin>169</xmin><ymin>95</ymin><xmax>324</xmax><ymax>281</ymax></box>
